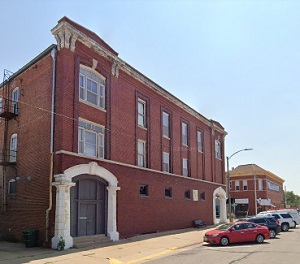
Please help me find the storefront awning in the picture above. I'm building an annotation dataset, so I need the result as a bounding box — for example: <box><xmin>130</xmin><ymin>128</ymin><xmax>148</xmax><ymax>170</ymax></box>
<box><xmin>257</xmin><ymin>199</ymin><xmax>276</xmax><ymax>207</ymax></box>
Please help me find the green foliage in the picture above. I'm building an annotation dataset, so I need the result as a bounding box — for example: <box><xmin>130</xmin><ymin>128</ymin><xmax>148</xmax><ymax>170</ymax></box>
<box><xmin>286</xmin><ymin>191</ymin><xmax>300</xmax><ymax>208</ymax></box>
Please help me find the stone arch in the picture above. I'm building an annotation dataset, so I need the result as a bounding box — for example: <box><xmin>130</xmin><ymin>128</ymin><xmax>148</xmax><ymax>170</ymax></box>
<box><xmin>212</xmin><ymin>187</ymin><xmax>227</xmax><ymax>225</ymax></box>
<box><xmin>52</xmin><ymin>162</ymin><xmax>120</xmax><ymax>249</ymax></box>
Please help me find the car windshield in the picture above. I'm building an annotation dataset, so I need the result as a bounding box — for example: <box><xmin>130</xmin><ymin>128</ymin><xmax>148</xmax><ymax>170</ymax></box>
<box><xmin>216</xmin><ymin>224</ymin><xmax>232</xmax><ymax>230</ymax></box>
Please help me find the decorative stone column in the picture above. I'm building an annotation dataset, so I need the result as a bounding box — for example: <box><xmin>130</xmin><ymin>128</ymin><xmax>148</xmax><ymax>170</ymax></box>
<box><xmin>51</xmin><ymin>174</ymin><xmax>76</xmax><ymax>249</ymax></box>
<box><xmin>107</xmin><ymin>186</ymin><xmax>121</xmax><ymax>241</ymax></box>
<box><xmin>219</xmin><ymin>197</ymin><xmax>227</xmax><ymax>224</ymax></box>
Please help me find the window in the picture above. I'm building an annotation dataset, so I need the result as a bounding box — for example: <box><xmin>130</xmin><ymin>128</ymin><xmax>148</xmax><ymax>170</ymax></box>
<box><xmin>165</xmin><ymin>187</ymin><xmax>172</xmax><ymax>198</ymax></box>
<box><xmin>12</xmin><ymin>88</ymin><xmax>19</xmax><ymax>114</ymax></box>
<box><xmin>200</xmin><ymin>191</ymin><xmax>206</xmax><ymax>200</ymax></box>
<box><xmin>235</xmin><ymin>180</ymin><xmax>240</xmax><ymax>191</ymax></box>
<box><xmin>197</xmin><ymin>130</ymin><xmax>203</xmax><ymax>152</ymax></box>
<box><xmin>8</xmin><ymin>179</ymin><xmax>16</xmax><ymax>195</ymax></box>
<box><xmin>162</xmin><ymin>152</ymin><xmax>170</xmax><ymax>172</ymax></box>
<box><xmin>229</xmin><ymin>181</ymin><xmax>232</xmax><ymax>190</ymax></box>
<box><xmin>140</xmin><ymin>184</ymin><xmax>148</xmax><ymax>196</ymax></box>
<box><xmin>185</xmin><ymin>189</ymin><xmax>191</xmax><ymax>199</ymax></box>
<box><xmin>182</xmin><ymin>122</ymin><xmax>188</xmax><ymax>145</ymax></box>
<box><xmin>78</xmin><ymin>120</ymin><xmax>105</xmax><ymax>158</ymax></box>
<box><xmin>243</xmin><ymin>180</ymin><xmax>248</xmax><ymax>191</ymax></box>
<box><xmin>162</xmin><ymin>112</ymin><xmax>169</xmax><ymax>138</ymax></box>
<box><xmin>79</xmin><ymin>66</ymin><xmax>105</xmax><ymax>109</ymax></box>
<box><xmin>258</xmin><ymin>179</ymin><xmax>263</xmax><ymax>190</ymax></box>
<box><xmin>10</xmin><ymin>134</ymin><xmax>17</xmax><ymax>162</ymax></box>
<box><xmin>182</xmin><ymin>158</ymin><xmax>188</xmax><ymax>176</ymax></box>
<box><xmin>0</xmin><ymin>97</ymin><xmax>2</xmax><ymax>122</ymax></box>
<box><xmin>138</xmin><ymin>140</ymin><xmax>146</xmax><ymax>167</ymax></box>
<box><xmin>138</xmin><ymin>99</ymin><xmax>146</xmax><ymax>127</ymax></box>
<box><xmin>215</xmin><ymin>140</ymin><xmax>221</xmax><ymax>159</ymax></box>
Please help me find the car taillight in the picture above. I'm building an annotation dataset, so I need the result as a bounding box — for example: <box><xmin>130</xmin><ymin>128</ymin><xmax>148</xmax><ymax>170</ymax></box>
<box><xmin>276</xmin><ymin>220</ymin><xmax>279</xmax><ymax>225</ymax></box>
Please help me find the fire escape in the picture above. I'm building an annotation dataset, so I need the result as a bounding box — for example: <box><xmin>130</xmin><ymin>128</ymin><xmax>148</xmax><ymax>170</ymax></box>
<box><xmin>0</xmin><ymin>69</ymin><xmax>18</xmax><ymax>211</ymax></box>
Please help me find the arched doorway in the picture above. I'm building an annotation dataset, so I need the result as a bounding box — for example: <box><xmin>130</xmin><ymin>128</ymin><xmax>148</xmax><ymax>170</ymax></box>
<box><xmin>213</xmin><ymin>187</ymin><xmax>227</xmax><ymax>225</ymax></box>
<box><xmin>52</xmin><ymin>162</ymin><xmax>120</xmax><ymax>249</ymax></box>
<box><xmin>70</xmin><ymin>175</ymin><xmax>107</xmax><ymax>237</ymax></box>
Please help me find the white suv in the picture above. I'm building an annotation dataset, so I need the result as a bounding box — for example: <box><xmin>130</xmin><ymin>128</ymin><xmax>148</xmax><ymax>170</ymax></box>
<box><xmin>257</xmin><ymin>212</ymin><xmax>295</xmax><ymax>231</ymax></box>
<box><xmin>259</xmin><ymin>209</ymin><xmax>300</xmax><ymax>227</ymax></box>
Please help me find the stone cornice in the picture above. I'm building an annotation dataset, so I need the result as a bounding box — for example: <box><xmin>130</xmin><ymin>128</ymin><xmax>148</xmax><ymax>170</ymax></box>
<box><xmin>51</xmin><ymin>20</ymin><xmax>226</xmax><ymax>135</ymax></box>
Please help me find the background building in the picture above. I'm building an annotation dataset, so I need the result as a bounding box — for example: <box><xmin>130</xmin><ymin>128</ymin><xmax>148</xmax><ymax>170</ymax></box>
<box><xmin>229</xmin><ymin>164</ymin><xmax>285</xmax><ymax>217</ymax></box>
<box><xmin>0</xmin><ymin>17</ymin><xmax>227</xmax><ymax>249</ymax></box>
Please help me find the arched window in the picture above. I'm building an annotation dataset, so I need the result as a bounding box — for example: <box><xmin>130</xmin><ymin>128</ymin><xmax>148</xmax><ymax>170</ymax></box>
<box><xmin>10</xmin><ymin>133</ymin><xmax>17</xmax><ymax>162</ymax></box>
<box><xmin>79</xmin><ymin>66</ymin><xmax>105</xmax><ymax>109</ymax></box>
<box><xmin>12</xmin><ymin>87</ymin><xmax>19</xmax><ymax>114</ymax></box>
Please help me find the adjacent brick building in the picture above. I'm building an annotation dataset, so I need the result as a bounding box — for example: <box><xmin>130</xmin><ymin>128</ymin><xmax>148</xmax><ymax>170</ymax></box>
<box><xmin>229</xmin><ymin>164</ymin><xmax>285</xmax><ymax>217</ymax></box>
<box><xmin>0</xmin><ymin>17</ymin><xmax>227</xmax><ymax>249</ymax></box>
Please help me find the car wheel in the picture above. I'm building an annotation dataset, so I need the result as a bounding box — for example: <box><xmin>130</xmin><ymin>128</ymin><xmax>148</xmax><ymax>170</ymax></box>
<box><xmin>256</xmin><ymin>234</ymin><xmax>264</xmax><ymax>244</ymax></box>
<box><xmin>220</xmin><ymin>236</ymin><xmax>229</xmax><ymax>246</ymax></box>
<box><xmin>281</xmin><ymin>223</ymin><xmax>289</xmax><ymax>232</ymax></box>
<box><xmin>269</xmin><ymin>229</ymin><xmax>276</xmax><ymax>238</ymax></box>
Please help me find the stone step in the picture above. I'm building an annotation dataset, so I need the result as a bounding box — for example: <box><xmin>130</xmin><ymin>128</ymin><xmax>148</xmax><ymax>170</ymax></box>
<box><xmin>73</xmin><ymin>234</ymin><xmax>113</xmax><ymax>249</ymax></box>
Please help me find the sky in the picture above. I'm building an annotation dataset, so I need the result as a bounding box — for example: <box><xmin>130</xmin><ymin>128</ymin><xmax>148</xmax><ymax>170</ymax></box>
<box><xmin>0</xmin><ymin>0</ymin><xmax>299</xmax><ymax>195</ymax></box>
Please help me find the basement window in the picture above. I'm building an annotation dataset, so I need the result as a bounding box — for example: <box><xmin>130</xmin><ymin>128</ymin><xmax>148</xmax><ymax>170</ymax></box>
<box><xmin>139</xmin><ymin>184</ymin><xmax>149</xmax><ymax>197</ymax></box>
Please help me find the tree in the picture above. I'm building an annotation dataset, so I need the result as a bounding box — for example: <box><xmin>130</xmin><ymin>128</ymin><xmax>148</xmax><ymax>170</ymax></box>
<box><xmin>286</xmin><ymin>191</ymin><xmax>300</xmax><ymax>208</ymax></box>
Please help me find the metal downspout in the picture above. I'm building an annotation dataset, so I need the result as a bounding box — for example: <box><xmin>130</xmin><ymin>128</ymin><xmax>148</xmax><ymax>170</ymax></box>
<box><xmin>46</xmin><ymin>47</ymin><xmax>56</xmax><ymax>243</ymax></box>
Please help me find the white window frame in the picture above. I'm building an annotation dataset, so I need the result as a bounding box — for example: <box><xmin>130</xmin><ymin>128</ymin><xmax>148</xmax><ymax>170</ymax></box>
<box><xmin>137</xmin><ymin>140</ymin><xmax>146</xmax><ymax>167</ymax></box>
<box><xmin>138</xmin><ymin>99</ymin><xmax>146</xmax><ymax>128</ymax></box>
<box><xmin>258</xmin><ymin>179</ymin><xmax>263</xmax><ymax>190</ymax></box>
<box><xmin>182</xmin><ymin>158</ymin><xmax>188</xmax><ymax>176</ymax></box>
<box><xmin>162</xmin><ymin>112</ymin><xmax>169</xmax><ymax>138</ymax></box>
<box><xmin>197</xmin><ymin>130</ymin><xmax>203</xmax><ymax>152</ymax></box>
<box><xmin>12</xmin><ymin>87</ymin><xmax>19</xmax><ymax>114</ymax></box>
<box><xmin>10</xmin><ymin>134</ymin><xmax>17</xmax><ymax>162</ymax></box>
<box><xmin>78</xmin><ymin>119</ymin><xmax>105</xmax><ymax>159</ymax></box>
<box><xmin>162</xmin><ymin>152</ymin><xmax>170</xmax><ymax>172</ymax></box>
<box><xmin>79</xmin><ymin>65</ymin><xmax>106</xmax><ymax>109</ymax></box>
<box><xmin>235</xmin><ymin>180</ymin><xmax>240</xmax><ymax>191</ymax></box>
<box><xmin>215</xmin><ymin>140</ymin><xmax>221</xmax><ymax>159</ymax></box>
<box><xmin>182</xmin><ymin>122</ymin><xmax>188</xmax><ymax>146</ymax></box>
<box><xmin>243</xmin><ymin>180</ymin><xmax>248</xmax><ymax>191</ymax></box>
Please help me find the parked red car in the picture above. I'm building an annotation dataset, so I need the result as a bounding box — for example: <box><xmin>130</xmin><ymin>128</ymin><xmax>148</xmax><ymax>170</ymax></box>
<box><xmin>203</xmin><ymin>222</ymin><xmax>270</xmax><ymax>246</ymax></box>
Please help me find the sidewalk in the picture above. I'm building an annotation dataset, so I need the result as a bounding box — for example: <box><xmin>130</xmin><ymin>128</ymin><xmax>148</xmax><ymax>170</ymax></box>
<box><xmin>0</xmin><ymin>226</ymin><xmax>215</xmax><ymax>264</ymax></box>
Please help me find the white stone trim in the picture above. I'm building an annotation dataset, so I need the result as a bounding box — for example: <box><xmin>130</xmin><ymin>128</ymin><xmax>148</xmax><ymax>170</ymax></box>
<box><xmin>213</xmin><ymin>187</ymin><xmax>227</xmax><ymax>225</ymax></box>
<box><xmin>51</xmin><ymin>162</ymin><xmax>120</xmax><ymax>249</ymax></box>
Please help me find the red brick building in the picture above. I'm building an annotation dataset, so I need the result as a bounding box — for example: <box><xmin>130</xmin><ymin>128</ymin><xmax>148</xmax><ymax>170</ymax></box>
<box><xmin>0</xmin><ymin>17</ymin><xmax>227</xmax><ymax>249</ymax></box>
<box><xmin>229</xmin><ymin>164</ymin><xmax>285</xmax><ymax>217</ymax></box>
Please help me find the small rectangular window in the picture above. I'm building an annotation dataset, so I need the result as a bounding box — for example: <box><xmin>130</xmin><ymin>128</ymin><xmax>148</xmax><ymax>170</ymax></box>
<box><xmin>182</xmin><ymin>122</ymin><xmax>188</xmax><ymax>145</ymax></box>
<box><xmin>258</xmin><ymin>179</ymin><xmax>263</xmax><ymax>190</ymax></box>
<box><xmin>243</xmin><ymin>180</ymin><xmax>248</xmax><ymax>191</ymax></box>
<box><xmin>200</xmin><ymin>191</ymin><xmax>206</xmax><ymax>200</ymax></box>
<box><xmin>138</xmin><ymin>140</ymin><xmax>146</xmax><ymax>167</ymax></box>
<box><xmin>185</xmin><ymin>189</ymin><xmax>191</xmax><ymax>200</ymax></box>
<box><xmin>182</xmin><ymin>158</ymin><xmax>188</xmax><ymax>176</ymax></box>
<box><xmin>162</xmin><ymin>152</ymin><xmax>170</xmax><ymax>172</ymax></box>
<box><xmin>138</xmin><ymin>99</ymin><xmax>146</xmax><ymax>127</ymax></box>
<box><xmin>215</xmin><ymin>140</ymin><xmax>221</xmax><ymax>159</ymax></box>
<box><xmin>140</xmin><ymin>184</ymin><xmax>148</xmax><ymax>196</ymax></box>
<box><xmin>9</xmin><ymin>179</ymin><xmax>16</xmax><ymax>195</ymax></box>
<box><xmin>165</xmin><ymin>187</ymin><xmax>172</xmax><ymax>198</ymax></box>
<box><xmin>229</xmin><ymin>181</ymin><xmax>232</xmax><ymax>190</ymax></box>
<box><xmin>235</xmin><ymin>180</ymin><xmax>240</xmax><ymax>191</ymax></box>
<box><xmin>197</xmin><ymin>130</ymin><xmax>203</xmax><ymax>152</ymax></box>
<box><xmin>162</xmin><ymin>112</ymin><xmax>169</xmax><ymax>138</ymax></box>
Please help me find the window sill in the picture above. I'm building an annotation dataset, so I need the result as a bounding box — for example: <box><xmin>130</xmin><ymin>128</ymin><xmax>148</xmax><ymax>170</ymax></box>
<box><xmin>79</xmin><ymin>99</ymin><xmax>106</xmax><ymax>112</ymax></box>
<box><xmin>138</xmin><ymin>125</ymin><xmax>147</xmax><ymax>130</ymax></box>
